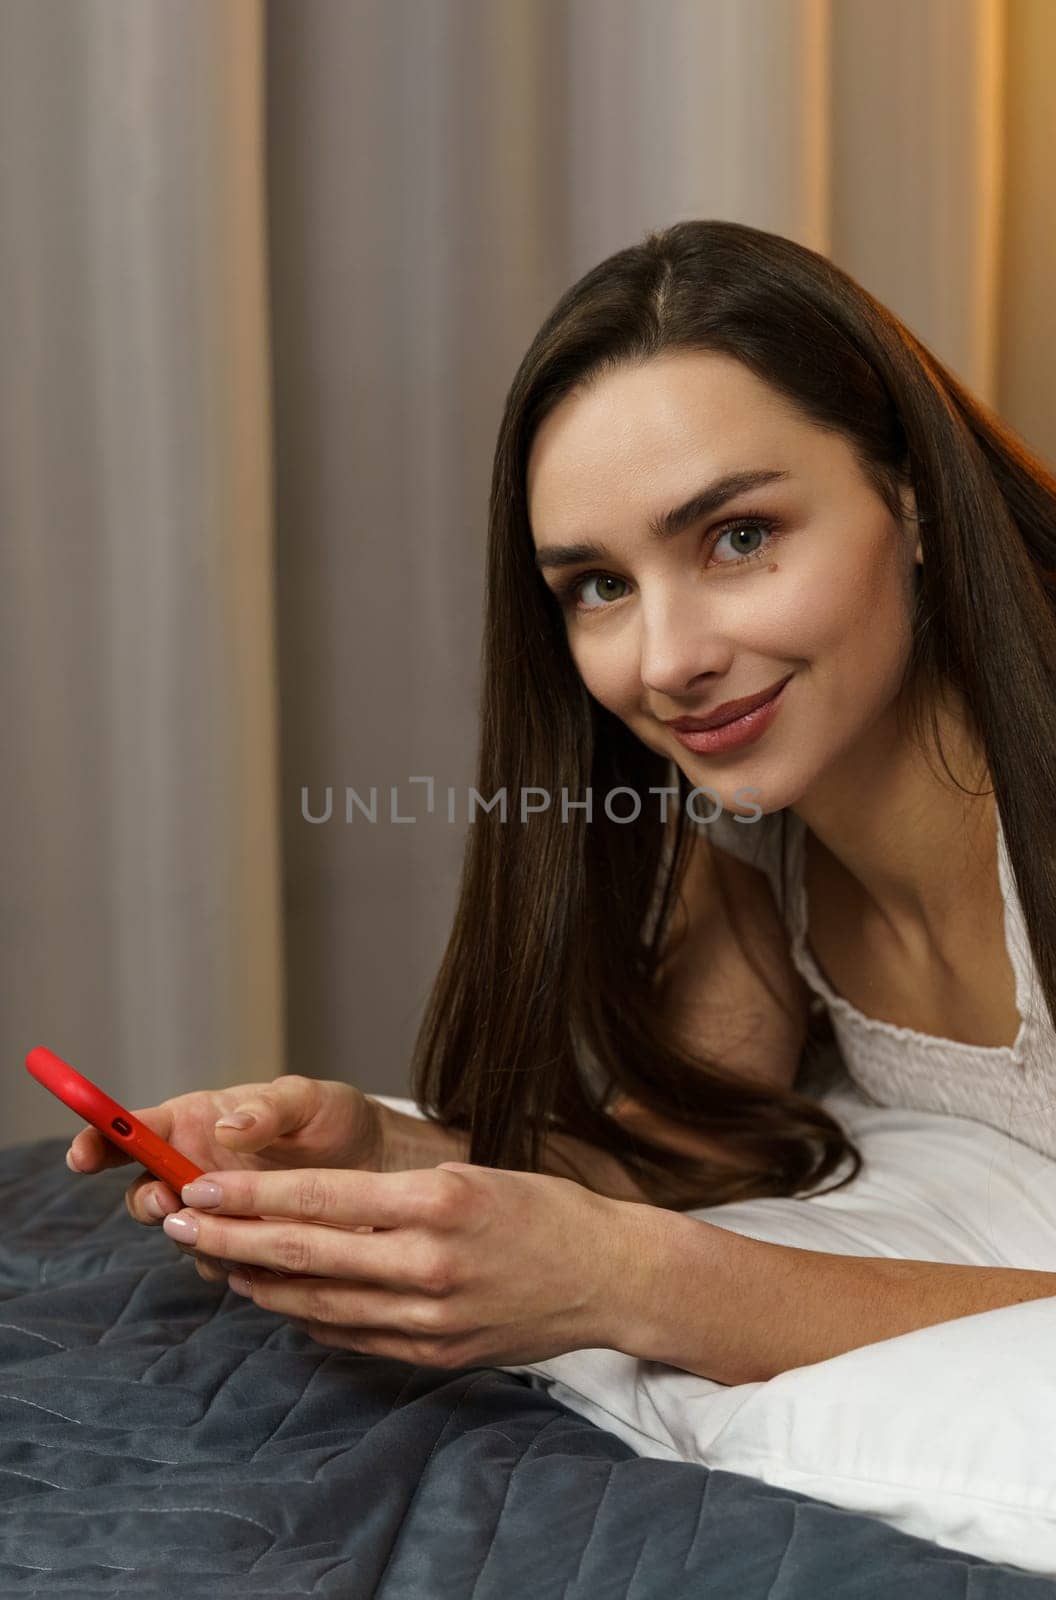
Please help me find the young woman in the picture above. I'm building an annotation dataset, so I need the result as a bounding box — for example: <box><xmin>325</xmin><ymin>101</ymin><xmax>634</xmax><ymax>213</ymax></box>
<box><xmin>69</xmin><ymin>220</ymin><xmax>1056</xmax><ymax>1385</ymax></box>
<box><xmin>411</xmin><ymin>217</ymin><xmax>1056</xmax><ymax>1221</ymax></box>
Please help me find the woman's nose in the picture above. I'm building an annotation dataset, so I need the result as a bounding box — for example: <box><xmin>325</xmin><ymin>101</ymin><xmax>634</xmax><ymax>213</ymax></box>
<box><xmin>638</xmin><ymin>598</ymin><xmax>732</xmax><ymax>697</ymax></box>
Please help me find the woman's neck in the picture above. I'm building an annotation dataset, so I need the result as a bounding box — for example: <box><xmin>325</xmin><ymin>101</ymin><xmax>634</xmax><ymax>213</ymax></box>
<box><xmin>790</xmin><ymin>688</ymin><xmax>996</xmax><ymax>959</ymax></box>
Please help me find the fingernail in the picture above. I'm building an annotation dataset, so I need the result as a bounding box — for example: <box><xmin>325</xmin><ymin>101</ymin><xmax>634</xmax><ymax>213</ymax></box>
<box><xmin>181</xmin><ymin>1179</ymin><xmax>223</xmax><ymax>1207</ymax></box>
<box><xmin>65</xmin><ymin>1149</ymin><xmax>81</xmax><ymax>1173</ymax></box>
<box><xmin>216</xmin><ymin>1109</ymin><xmax>255</xmax><ymax>1130</ymax></box>
<box><xmin>145</xmin><ymin>1191</ymin><xmax>172</xmax><ymax>1219</ymax></box>
<box><xmin>163</xmin><ymin>1211</ymin><xmax>199</xmax><ymax>1244</ymax></box>
<box><xmin>228</xmin><ymin>1271</ymin><xmax>252</xmax><ymax>1296</ymax></box>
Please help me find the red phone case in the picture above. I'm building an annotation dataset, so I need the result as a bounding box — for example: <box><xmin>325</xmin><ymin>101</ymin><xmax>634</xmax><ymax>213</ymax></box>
<box><xmin>25</xmin><ymin>1046</ymin><xmax>205</xmax><ymax>1191</ymax></box>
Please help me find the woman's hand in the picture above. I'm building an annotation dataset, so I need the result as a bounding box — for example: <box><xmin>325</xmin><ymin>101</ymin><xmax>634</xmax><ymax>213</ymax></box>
<box><xmin>65</xmin><ymin>1075</ymin><xmax>388</xmax><ymax>1283</ymax></box>
<box><xmin>161</xmin><ymin>1160</ymin><xmax>652</xmax><ymax>1367</ymax></box>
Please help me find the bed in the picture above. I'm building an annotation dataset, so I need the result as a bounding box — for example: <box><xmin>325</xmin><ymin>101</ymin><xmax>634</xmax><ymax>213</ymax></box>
<box><xmin>2</xmin><ymin>1115</ymin><xmax>1055</xmax><ymax>1596</ymax></box>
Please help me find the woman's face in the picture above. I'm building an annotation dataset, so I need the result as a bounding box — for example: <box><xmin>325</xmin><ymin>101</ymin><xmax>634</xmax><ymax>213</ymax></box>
<box><xmin>526</xmin><ymin>350</ymin><xmax>922</xmax><ymax>815</ymax></box>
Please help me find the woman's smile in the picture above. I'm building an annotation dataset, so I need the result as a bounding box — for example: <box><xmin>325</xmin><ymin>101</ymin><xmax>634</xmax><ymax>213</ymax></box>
<box><xmin>664</xmin><ymin>673</ymin><xmax>794</xmax><ymax>756</ymax></box>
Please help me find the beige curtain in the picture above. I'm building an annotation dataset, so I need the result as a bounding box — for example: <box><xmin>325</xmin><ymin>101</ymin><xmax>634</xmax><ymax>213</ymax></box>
<box><xmin>2</xmin><ymin>0</ymin><xmax>284</xmax><ymax>1140</ymax></box>
<box><xmin>2</xmin><ymin>0</ymin><xmax>1051</xmax><ymax>1148</ymax></box>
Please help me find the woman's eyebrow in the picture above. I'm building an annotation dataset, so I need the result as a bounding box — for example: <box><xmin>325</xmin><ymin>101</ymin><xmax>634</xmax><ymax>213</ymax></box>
<box><xmin>533</xmin><ymin>467</ymin><xmax>792</xmax><ymax>571</ymax></box>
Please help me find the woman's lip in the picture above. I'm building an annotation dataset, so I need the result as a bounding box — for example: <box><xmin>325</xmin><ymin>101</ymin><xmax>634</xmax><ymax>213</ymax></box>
<box><xmin>665</xmin><ymin>674</ymin><xmax>794</xmax><ymax>732</ymax></box>
<box><xmin>666</xmin><ymin>676</ymin><xmax>791</xmax><ymax>755</ymax></box>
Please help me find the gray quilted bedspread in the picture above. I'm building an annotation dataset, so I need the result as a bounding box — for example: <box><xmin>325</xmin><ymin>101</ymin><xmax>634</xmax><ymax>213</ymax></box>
<box><xmin>1</xmin><ymin>1135</ymin><xmax>1053</xmax><ymax>1598</ymax></box>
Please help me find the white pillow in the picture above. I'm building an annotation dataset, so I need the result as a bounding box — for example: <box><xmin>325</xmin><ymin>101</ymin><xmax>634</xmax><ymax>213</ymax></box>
<box><xmin>371</xmin><ymin>1087</ymin><xmax>1056</xmax><ymax>1574</ymax></box>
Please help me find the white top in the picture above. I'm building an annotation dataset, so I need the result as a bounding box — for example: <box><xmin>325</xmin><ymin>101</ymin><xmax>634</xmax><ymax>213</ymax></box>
<box><xmin>705</xmin><ymin>805</ymin><xmax>1056</xmax><ymax>1158</ymax></box>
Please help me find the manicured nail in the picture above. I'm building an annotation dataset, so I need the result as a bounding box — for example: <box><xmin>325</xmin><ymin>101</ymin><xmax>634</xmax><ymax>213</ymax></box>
<box><xmin>181</xmin><ymin>1179</ymin><xmax>223</xmax><ymax>1207</ymax></box>
<box><xmin>228</xmin><ymin>1271</ymin><xmax>252</xmax><ymax>1296</ymax></box>
<box><xmin>215</xmin><ymin>1109</ymin><xmax>255</xmax><ymax>1130</ymax></box>
<box><xmin>145</xmin><ymin>1191</ymin><xmax>174</xmax><ymax>1219</ymax></box>
<box><xmin>65</xmin><ymin>1148</ymin><xmax>81</xmax><ymax>1173</ymax></box>
<box><xmin>163</xmin><ymin>1212</ymin><xmax>199</xmax><ymax>1244</ymax></box>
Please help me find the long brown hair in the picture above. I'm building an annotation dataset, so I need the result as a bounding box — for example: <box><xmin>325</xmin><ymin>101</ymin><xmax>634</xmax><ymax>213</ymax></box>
<box><xmin>410</xmin><ymin>219</ymin><xmax>1056</xmax><ymax>1210</ymax></box>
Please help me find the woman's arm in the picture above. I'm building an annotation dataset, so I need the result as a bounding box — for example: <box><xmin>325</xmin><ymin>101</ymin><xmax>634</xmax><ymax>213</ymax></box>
<box><xmin>652</xmin><ymin>824</ymin><xmax>810</xmax><ymax>1094</ymax></box>
<box><xmin>607</xmin><ymin>828</ymin><xmax>812</xmax><ymax>1174</ymax></box>
<box><xmin>619</xmin><ymin>1207</ymin><xmax>1056</xmax><ymax>1384</ymax></box>
<box><xmin>382</xmin><ymin>831</ymin><xmax>812</xmax><ymax>1203</ymax></box>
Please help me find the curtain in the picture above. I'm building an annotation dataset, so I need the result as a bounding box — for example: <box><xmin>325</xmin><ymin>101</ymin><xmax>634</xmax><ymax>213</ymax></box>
<box><xmin>2</xmin><ymin>0</ymin><xmax>1045</xmax><ymax>1147</ymax></box>
<box><xmin>2</xmin><ymin>0</ymin><xmax>283</xmax><ymax>1139</ymax></box>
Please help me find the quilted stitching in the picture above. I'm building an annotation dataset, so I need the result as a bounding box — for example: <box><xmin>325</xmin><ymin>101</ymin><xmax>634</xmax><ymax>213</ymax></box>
<box><xmin>0</xmin><ymin>1137</ymin><xmax>1050</xmax><ymax>1598</ymax></box>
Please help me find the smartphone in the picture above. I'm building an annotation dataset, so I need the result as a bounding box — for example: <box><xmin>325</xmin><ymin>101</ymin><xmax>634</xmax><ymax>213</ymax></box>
<box><xmin>25</xmin><ymin>1045</ymin><xmax>205</xmax><ymax>1191</ymax></box>
<box><xmin>28</xmin><ymin>1045</ymin><xmax>304</xmax><ymax>1282</ymax></box>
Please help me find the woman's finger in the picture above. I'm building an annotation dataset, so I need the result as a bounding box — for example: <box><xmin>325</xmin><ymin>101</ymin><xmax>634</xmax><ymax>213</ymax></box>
<box><xmin>69</xmin><ymin>1104</ymin><xmax>176</xmax><ymax>1173</ymax></box>
<box><xmin>179</xmin><ymin>1164</ymin><xmax>458</xmax><ymax>1231</ymax></box>
<box><xmin>232</xmin><ymin>1272</ymin><xmax>453</xmax><ymax>1341</ymax></box>
<box><xmin>67</xmin><ymin>1129</ymin><xmax>128</xmax><ymax>1172</ymax></box>
<box><xmin>195</xmin><ymin>1259</ymin><xmax>227</xmax><ymax>1282</ymax></box>
<box><xmin>163</xmin><ymin>1208</ymin><xmax>446</xmax><ymax>1293</ymax></box>
<box><xmin>125</xmin><ymin>1175</ymin><xmax>180</xmax><ymax>1225</ymax></box>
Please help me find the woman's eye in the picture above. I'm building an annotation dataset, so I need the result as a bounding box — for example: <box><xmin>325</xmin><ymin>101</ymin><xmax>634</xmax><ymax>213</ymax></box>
<box><xmin>710</xmin><ymin>519</ymin><xmax>775</xmax><ymax>564</ymax></box>
<box><xmin>575</xmin><ymin>574</ymin><xmax>629</xmax><ymax>609</ymax></box>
